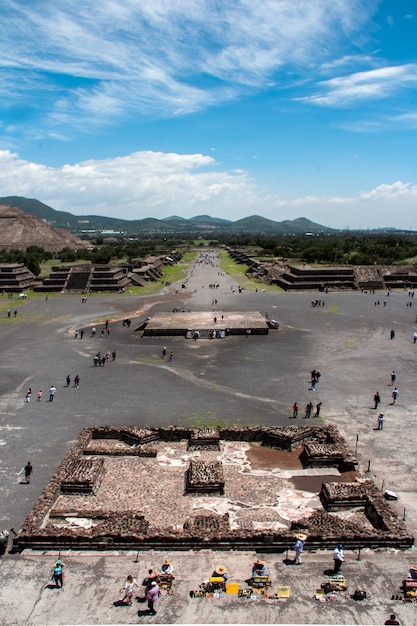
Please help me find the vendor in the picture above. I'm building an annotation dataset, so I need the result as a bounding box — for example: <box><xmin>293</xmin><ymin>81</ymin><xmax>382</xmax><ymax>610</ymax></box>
<box><xmin>252</xmin><ymin>559</ymin><xmax>267</xmax><ymax>577</ymax></box>
<box><xmin>159</xmin><ymin>559</ymin><xmax>173</xmax><ymax>576</ymax></box>
<box><xmin>212</xmin><ymin>565</ymin><xmax>228</xmax><ymax>581</ymax></box>
<box><xmin>408</xmin><ymin>565</ymin><xmax>417</xmax><ymax>580</ymax></box>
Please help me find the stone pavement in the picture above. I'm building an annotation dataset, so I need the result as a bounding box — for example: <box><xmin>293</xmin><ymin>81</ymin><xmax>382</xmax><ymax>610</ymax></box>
<box><xmin>1</xmin><ymin>249</ymin><xmax>417</xmax><ymax>625</ymax></box>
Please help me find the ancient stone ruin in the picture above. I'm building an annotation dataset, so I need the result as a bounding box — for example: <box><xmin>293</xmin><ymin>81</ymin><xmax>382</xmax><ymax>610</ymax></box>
<box><xmin>15</xmin><ymin>425</ymin><xmax>414</xmax><ymax>553</ymax></box>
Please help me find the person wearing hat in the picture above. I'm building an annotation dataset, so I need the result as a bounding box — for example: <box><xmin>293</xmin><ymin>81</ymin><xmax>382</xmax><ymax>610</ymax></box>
<box><xmin>146</xmin><ymin>580</ymin><xmax>160</xmax><ymax>615</ymax></box>
<box><xmin>408</xmin><ymin>565</ymin><xmax>417</xmax><ymax>580</ymax></box>
<box><xmin>252</xmin><ymin>559</ymin><xmax>267</xmax><ymax>577</ymax></box>
<box><xmin>212</xmin><ymin>565</ymin><xmax>228</xmax><ymax>582</ymax></box>
<box><xmin>293</xmin><ymin>533</ymin><xmax>307</xmax><ymax>565</ymax></box>
<box><xmin>159</xmin><ymin>559</ymin><xmax>173</xmax><ymax>576</ymax></box>
<box><xmin>333</xmin><ymin>544</ymin><xmax>344</xmax><ymax>574</ymax></box>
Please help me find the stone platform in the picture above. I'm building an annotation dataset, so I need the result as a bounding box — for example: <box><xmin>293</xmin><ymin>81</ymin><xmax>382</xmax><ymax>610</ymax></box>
<box><xmin>142</xmin><ymin>311</ymin><xmax>270</xmax><ymax>337</ymax></box>
<box><xmin>15</xmin><ymin>426</ymin><xmax>413</xmax><ymax>553</ymax></box>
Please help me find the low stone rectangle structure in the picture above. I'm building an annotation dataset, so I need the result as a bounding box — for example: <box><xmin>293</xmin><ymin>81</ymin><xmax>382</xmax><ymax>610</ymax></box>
<box><xmin>185</xmin><ymin>460</ymin><xmax>225</xmax><ymax>495</ymax></box>
<box><xmin>320</xmin><ymin>482</ymin><xmax>369</xmax><ymax>511</ymax></box>
<box><xmin>14</xmin><ymin>425</ymin><xmax>413</xmax><ymax>552</ymax></box>
<box><xmin>60</xmin><ymin>459</ymin><xmax>106</xmax><ymax>494</ymax></box>
<box><xmin>188</xmin><ymin>428</ymin><xmax>220</xmax><ymax>451</ymax></box>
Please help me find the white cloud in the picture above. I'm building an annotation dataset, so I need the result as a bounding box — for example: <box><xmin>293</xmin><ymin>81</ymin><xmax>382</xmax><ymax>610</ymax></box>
<box><xmin>0</xmin><ymin>0</ymin><xmax>378</xmax><ymax>133</ymax></box>
<box><xmin>298</xmin><ymin>64</ymin><xmax>417</xmax><ymax>107</ymax></box>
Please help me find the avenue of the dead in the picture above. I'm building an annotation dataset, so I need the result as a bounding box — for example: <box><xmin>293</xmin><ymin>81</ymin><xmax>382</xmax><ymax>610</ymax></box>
<box><xmin>0</xmin><ymin>251</ymin><xmax>417</xmax><ymax>626</ymax></box>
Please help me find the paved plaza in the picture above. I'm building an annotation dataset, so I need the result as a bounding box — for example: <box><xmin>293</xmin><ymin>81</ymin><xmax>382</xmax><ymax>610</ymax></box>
<box><xmin>0</xmin><ymin>251</ymin><xmax>417</xmax><ymax>625</ymax></box>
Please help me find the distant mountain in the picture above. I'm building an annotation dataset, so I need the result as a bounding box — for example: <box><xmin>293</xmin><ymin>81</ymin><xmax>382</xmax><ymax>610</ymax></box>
<box><xmin>229</xmin><ymin>215</ymin><xmax>327</xmax><ymax>234</ymax></box>
<box><xmin>0</xmin><ymin>196</ymin><xmax>333</xmax><ymax>236</ymax></box>
<box><xmin>189</xmin><ymin>215</ymin><xmax>231</xmax><ymax>225</ymax></box>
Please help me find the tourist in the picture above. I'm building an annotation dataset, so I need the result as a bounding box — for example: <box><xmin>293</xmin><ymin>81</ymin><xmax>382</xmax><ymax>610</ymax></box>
<box><xmin>25</xmin><ymin>388</ymin><xmax>32</xmax><ymax>403</ymax></box>
<box><xmin>413</xmin><ymin>332</ymin><xmax>417</xmax><ymax>344</ymax></box>
<box><xmin>390</xmin><ymin>371</ymin><xmax>396</xmax><ymax>385</ymax></box>
<box><xmin>373</xmin><ymin>391</ymin><xmax>381</xmax><ymax>409</ymax></box>
<box><xmin>24</xmin><ymin>461</ymin><xmax>33</xmax><ymax>484</ymax></box>
<box><xmin>74</xmin><ymin>375</ymin><xmax>80</xmax><ymax>388</ymax></box>
<box><xmin>391</xmin><ymin>388</ymin><xmax>399</xmax><ymax>404</ymax></box>
<box><xmin>112</xmin><ymin>350</ymin><xmax>116</xmax><ymax>361</ymax></box>
<box><xmin>52</xmin><ymin>558</ymin><xmax>66</xmax><ymax>589</ymax></box>
<box><xmin>141</xmin><ymin>569</ymin><xmax>158</xmax><ymax>599</ymax></box>
<box><xmin>169</xmin><ymin>351</ymin><xmax>173</xmax><ymax>361</ymax></box>
<box><xmin>292</xmin><ymin>402</ymin><xmax>299</xmax><ymax>418</ymax></box>
<box><xmin>37</xmin><ymin>390</ymin><xmax>42</xmax><ymax>402</ymax></box>
<box><xmin>162</xmin><ymin>347</ymin><xmax>167</xmax><ymax>359</ymax></box>
<box><xmin>146</xmin><ymin>580</ymin><xmax>160</xmax><ymax>615</ymax></box>
<box><xmin>293</xmin><ymin>533</ymin><xmax>307</xmax><ymax>565</ymax></box>
<box><xmin>304</xmin><ymin>402</ymin><xmax>313</xmax><ymax>419</ymax></box>
<box><xmin>66</xmin><ymin>375</ymin><xmax>71</xmax><ymax>387</ymax></box>
<box><xmin>118</xmin><ymin>574</ymin><xmax>138</xmax><ymax>605</ymax></box>
<box><xmin>314</xmin><ymin>402</ymin><xmax>322</xmax><ymax>418</ymax></box>
<box><xmin>377</xmin><ymin>413</ymin><xmax>385</xmax><ymax>430</ymax></box>
<box><xmin>333</xmin><ymin>544</ymin><xmax>344</xmax><ymax>573</ymax></box>
<box><xmin>390</xmin><ymin>329</ymin><xmax>395</xmax><ymax>340</ymax></box>
<box><xmin>49</xmin><ymin>385</ymin><xmax>56</xmax><ymax>402</ymax></box>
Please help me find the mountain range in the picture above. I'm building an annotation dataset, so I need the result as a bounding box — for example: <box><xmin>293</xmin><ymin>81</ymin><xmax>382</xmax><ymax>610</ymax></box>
<box><xmin>0</xmin><ymin>196</ymin><xmax>332</xmax><ymax>236</ymax></box>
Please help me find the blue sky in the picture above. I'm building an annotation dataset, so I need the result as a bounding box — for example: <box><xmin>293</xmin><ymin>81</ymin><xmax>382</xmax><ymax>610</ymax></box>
<box><xmin>1</xmin><ymin>0</ymin><xmax>417</xmax><ymax>229</ymax></box>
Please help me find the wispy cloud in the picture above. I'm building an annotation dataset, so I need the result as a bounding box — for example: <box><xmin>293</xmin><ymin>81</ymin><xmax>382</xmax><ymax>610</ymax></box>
<box><xmin>1</xmin><ymin>0</ymin><xmax>378</xmax><ymax>135</ymax></box>
<box><xmin>297</xmin><ymin>64</ymin><xmax>417</xmax><ymax>107</ymax></box>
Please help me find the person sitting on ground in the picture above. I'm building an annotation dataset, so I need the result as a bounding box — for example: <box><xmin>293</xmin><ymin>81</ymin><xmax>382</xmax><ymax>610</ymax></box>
<box><xmin>211</xmin><ymin>565</ymin><xmax>228</xmax><ymax>581</ymax></box>
<box><xmin>159</xmin><ymin>559</ymin><xmax>174</xmax><ymax>576</ymax></box>
<box><xmin>384</xmin><ymin>614</ymin><xmax>400</xmax><ymax>625</ymax></box>
<box><xmin>251</xmin><ymin>559</ymin><xmax>267</xmax><ymax>577</ymax></box>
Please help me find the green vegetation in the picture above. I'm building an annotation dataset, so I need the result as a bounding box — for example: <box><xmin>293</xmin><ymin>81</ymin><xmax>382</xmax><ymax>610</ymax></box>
<box><xmin>218</xmin><ymin>251</ymin><xmax>278</xmax><ymax>291</ymax></box>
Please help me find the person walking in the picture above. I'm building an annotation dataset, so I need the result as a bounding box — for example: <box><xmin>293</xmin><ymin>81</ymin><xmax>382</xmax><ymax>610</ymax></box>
<box><xmin>391</xmin><ymin>388</ymin><xmax>399</xmax><ymax>404</ymax></box>
<box><xmin>37</xmin><ymin>390</ymin><xmax>42</xmax><ymax>401</ymax></box>
<box><xmin>24</xmin><ymin>461</ymin><xmax>33</xmax><ymax>484</ymax></box>
<box><xmin>390</xmin><ymin>329</ymin><xmax>395</xmax><ymax>340</ymax></box>
<box><xmin>333</xmin><ymin>544</ymin><xmax>344</xmax><ymax>573</ymax></box>
<box><xmin>49</xmin><ymin>385</ymin><xmax>56</xmax><ymax>402</ymax></box>
<box><xmin>377</xmin><ymin>413</ymin><xmax>385</xmax><ymax>430</ymax></box>
<box><xmin>118</xmin><ymin>574</ymin><xmax>138</xmax><ymax>605</ymax></box>
<box><xmin>74</xmin><ymin>375</ymin><xmax>80</xmax><ymax>388</ymax></box>
<box><xmin>304</xmin><ymin>401</ymin><xmax>313</xmax><ymax>419</ymax></box>
<box><xmin>373</xmin><ymin>391</ymin><xmax>381</xmax><ymax>409</ymax></box>
<box><xmin>314</xmin><ymin>402</ymin><xmax>322</xmax><ymax>417</ymax></box>
<box><xmin>25</xmin><ymin>388</ymin><xmax>32</xmax><ymax>403</ymax></box>
<box><xmin>146</xmin><ymin>580</ymin><xmax>160</xmax><ymax>615</ymax></box>
<box><xmin>292</xmin><ymin>402</ymin><xmax>299</xmax><ymax>418</ymax></box>
<box><xmin>293</xmin><ymin>532</ymin><xmax>306</xmax><ymax>565</ymax></box>
<box><xmin>52</xmin><ymin>558</ymin><xmax>66</xmax><ymax>589</ymax></box>
<box><xmin>112</xmin><ymin>350</ymin><xmax>116</xmax><ymax>361</ymax></box>
<box><xmin>66</xmin><ymin>375</ymin><xmax>71</xmax><ymax>387</ymax></box>
<box><xmin>390</xmin><ymin>371</ymin><xmax>396</xmax><ymax>385</ymax></box>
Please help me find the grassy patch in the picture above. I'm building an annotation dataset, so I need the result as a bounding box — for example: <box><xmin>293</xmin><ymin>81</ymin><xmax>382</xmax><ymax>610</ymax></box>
<box><xmin>218</xmin><ymin>251</ymin><xmax>282</xmax><ymax>292</ymax></box>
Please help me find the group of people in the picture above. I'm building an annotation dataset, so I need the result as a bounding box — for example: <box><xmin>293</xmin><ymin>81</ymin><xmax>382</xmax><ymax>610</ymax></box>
<box><xmin>93</xmin><ymin>351</ymin><xmax>116</xmax><ymax>366</ymax></box>
<box><xmin>292</xmin><ymin>534</ymin><xmax>345</xmax><ymax>575</ymax></box>
<box><xmin>25</xmin><ymin>386</ymin><xmax>56</xmax><ymax>403</ymax></box>
<box><xmin>116</xmin><ymin>560</ymin><xmax>174</xmax><ymax>614</ymax></box>
<box><xmin>292</xmin><ymin>401</ymin><xmax>321</xmax><ymax>419</ymax></box>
